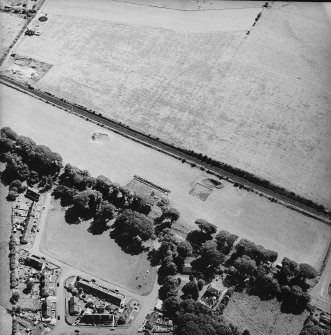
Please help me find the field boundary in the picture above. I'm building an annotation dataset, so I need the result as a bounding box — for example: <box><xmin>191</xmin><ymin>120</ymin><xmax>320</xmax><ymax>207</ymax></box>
<box><xmin>107</xmin><ymin>0</ymin><xmax>263</xmax><ymax>12</ymax></box>
<box><xmin>0</xmin><ymin>75</ymin><xmax>330</xmax><ymax>225</ymax></box>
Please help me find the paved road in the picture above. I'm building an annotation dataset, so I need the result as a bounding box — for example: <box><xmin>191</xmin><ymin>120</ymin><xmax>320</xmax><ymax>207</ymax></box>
<box><xmin>310</xmin><ymin>244</ymin><xmax>331</xmax><ymax>313</ymax></box>
<box><xmin>0</xmin><ymin>75</ymin><xmax>330</xmax><ymax>225</ymax></box>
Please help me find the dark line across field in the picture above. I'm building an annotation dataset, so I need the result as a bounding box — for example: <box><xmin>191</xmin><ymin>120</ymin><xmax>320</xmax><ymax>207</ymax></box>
<box><xmin>0</xmin><ymin>74</ymin><xmax>330</xmax><ymax>224</ymax></box>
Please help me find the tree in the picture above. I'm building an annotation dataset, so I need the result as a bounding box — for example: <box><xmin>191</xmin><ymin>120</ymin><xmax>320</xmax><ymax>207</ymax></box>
<box><xmin>233</xmin><ymin>255</ymin><xmax>257</xmax><ymax>277</ymax></box>
<box><xmin>2</xmin><ymin>152</ymin><xmax>30</xmax><ymax>182</ymax></box>
<box><xmin>7</xmin><ymin>189</ymin><xmax>18</xmax><ymax>201</ymax></box>
<box><xmin>195</xmin><ymin>219</ymin><xmax>217</xmax><ymax>236</ymax></box>
<box><xmin>72</xmin><ymin>189</ymin><xmax>102</xmax><ymax>219</ymax></box>
<box><xmin>161</xmin><ymin>208</ymin><xmax>180</xmax><ymax>223</ymax></box>
<box><xmin>96</xmin><ymin>201</ymin><xmax>116</xmax><ymax>221</ymax></box>
<box><xmin>25</xmin><ymin>280</ymin><xmax>34</xmax><ymax>292</ymax></box>
<box><xmin>277</xmin><ymin>257</ymin><xmax>299</xmax><ymax>285</ymax></box>
<box><xmin>215</xmin><ymin>230</ymin><xmax>238</xmax><ymax>255</ymax></box>
<box><xmin>59</xmin><ymin>164</ymin><xmax>91</xmax><ymax>190</ymax></box>
<box><xmin>52</xmin><ymin>185</ymin><xmax>77</xmax><ymax>207</ymax></box>
<box><xmin>39</xmin><ymin>175</ymin><xmax>53</xmax><ymax>192</ymax></box>
<box><xmin>159</xmin><ymin>280</ymin><xmax>178</xmax><ymax>300</ymax></box>
<box><xmin>95</xmin><ymin>175</ymin><xmax>113</xmax><ymax>197</ymax></box>
<box><xmin>0</xmin><ymin>137</ymin><xmax>15</xmax><ymax>154</ymax></box>
<box><xmin>112</xmin><ymin>209</ymin><xmax>154</xmax><ymax>241</ymax></box>
<box><xmin>163</xmin><ymin>296</ymin><xmax>181</xmax><ymax>318</ymax></box>
<box><xmin>177</xmin><ymin>241</ymin><xmax>193</xmax><ymax>258</ymax></box>
<box><xmin>199</xmin><ymin>241</ymin><xmax>225</xmax><ymax>268</ymax></box>
<box><xmin>11</xmin><ymin>292</ymin><xmax>20</xmax><ymax>303</ymax></box>
<box><xmin>182</xmin><ymin>281</ymin><xmax>200</xmax><ymax>300</ymax></box>
<box><xmin>161</xmin><ymin>261</ymin><xmax>178</xmax><ymax>276</ymax></box>
<box><xmin>298</xmin><ymin>263</ymin><xmax>317</xmax><ymax>279</ymax></box>
<box><xmin>9</xmin><ymin>179</ymin><xmax>25</xmax><ymax>193</ymax></box>
<box><xmin>252</xmin><ymin>271</ymin><xmax>280</xmax><ymax>300</ymax></box>
<box><xmin>27</xmin><ymin>170</ymin><xmax>39</xmax><ymax>186</ymax></box>
<box><xmin>197</xmin><ymin>279</ymin><xmax>205</xmax><ymax>291</ymax></box>
<box><xmin>14</xmin><ymin>135</ymin><xmax>36</xmax><ymax>161</ymax></box>
<box><xmin>1</xmin><ymin>127</ymin><xmax>18</xmax><ymax>140</ymax></box>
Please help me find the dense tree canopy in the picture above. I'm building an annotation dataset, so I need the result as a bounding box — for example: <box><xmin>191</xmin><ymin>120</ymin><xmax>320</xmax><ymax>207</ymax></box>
<box><xmin>195</xmin><ymin>219</ymin><xmax>217</xmax><ymax>236</ymax></box>
<box><xmin>112</xmin><ymin>209</ymin><xmax>154</xmax><ymax>241</ymax></box>
<box><xmin>1</xmin><ymin>127</ymin><xmax>18</xmax><ymax>141</ymax></box>
<box><xmin>177</xmin><ymin>240</ymin><xmax>193</xmax><ymax>258</ymax></box>
<box><xmin>235</xmin><ymin>239</ymin><xmax>278</xmax><ymax>265</ymax></box>
<box><xmin>215</xmin><ymin>230</ymin><xmax>238</xmax><ymax>255</ymax></box>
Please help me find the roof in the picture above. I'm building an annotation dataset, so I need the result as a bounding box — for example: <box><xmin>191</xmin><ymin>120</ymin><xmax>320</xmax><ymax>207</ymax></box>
<box><xmin>76</xmin><ymin>278</ymin><xmax>125</xmax><ymax>306</ymax></box>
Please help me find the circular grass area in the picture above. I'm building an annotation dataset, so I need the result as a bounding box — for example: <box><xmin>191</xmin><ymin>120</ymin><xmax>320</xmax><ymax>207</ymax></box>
<box><xmin>38</xmin><ymin>16</ymin><xmax>48</xmax><ymax>22</ymax></box>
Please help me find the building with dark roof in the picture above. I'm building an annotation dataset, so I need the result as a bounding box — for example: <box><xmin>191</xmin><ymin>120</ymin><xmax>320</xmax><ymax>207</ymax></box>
<box><xmin>42</xmin><ymin>297</ymin><xmax>52</xmax><ymax>318</ymax></box>
<box><xmin>25</xmin><ymin>255</ymin><xmax>44</xmax><ymax>271</ymax></box>
<box><xmin>76</xmin><ymin>278</ymin><xmax>125</xmax><ymax>307</ymax></box>
<box><xmin>25</xmin><ymin>188</ymin><xmax>40</xmax><ymax>202</ymax></box>
<box><xmin>69</xmin><ymin>296</ymin><xmax>80</xmax><ymax>315</ymax></box>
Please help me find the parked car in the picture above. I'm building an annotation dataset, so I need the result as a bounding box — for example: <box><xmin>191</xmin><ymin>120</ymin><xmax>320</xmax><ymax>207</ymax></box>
<box><xmin>57</xmin><ymin>315</ymin><xmax>60</xmax><ymax>320</ymax></box>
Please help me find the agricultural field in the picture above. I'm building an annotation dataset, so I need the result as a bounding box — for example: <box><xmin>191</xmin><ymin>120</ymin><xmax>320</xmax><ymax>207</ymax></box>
<box><xmin>0</xmin><ymin>12</ymin><xmax>25</xmax><ymax>56</ymax></box>
<box><xmin>2</xmin><ymin>0</ymin><xmax>331</xmax><ymax>209</ymax></box>
<box><xmin>2</xmin><ymin>84</ymin><xmax>331</xmax><ymax>272</ymax></box>
<box><xmin>223</xmin><ymin>292</ymin><xmax>309</xmax><ymax>335</ymax></box>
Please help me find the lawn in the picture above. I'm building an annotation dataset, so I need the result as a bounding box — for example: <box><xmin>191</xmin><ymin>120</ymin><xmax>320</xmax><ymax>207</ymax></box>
<box><xmin>1</xmin><ymin>83</ymin><xmax>330</xmax><ymax>272</ymax></box>
<box><xmin>4</xmin><ymin>0</ymin><xmax>331</xmax><ymax>208</ymax></box>
<box><xmin>223</xmin><ymin>292</ymin><xmax>309</xmax><ymax>335</ymax></box>
<box><xmin>40</xmin><ymin>201</ymin><xmax>157</xmax><ymax>295</ymax></box>
<box><xmin>0</xmin><ymin>183</ymin><xmax>13</xmax><ymax>332</ymax></box>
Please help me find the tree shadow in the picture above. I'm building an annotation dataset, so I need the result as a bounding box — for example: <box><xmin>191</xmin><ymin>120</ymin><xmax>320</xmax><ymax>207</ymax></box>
<box><xmin>64</xmin><ymin>206</ymin><xmax>81</xmax><ymax>224</ymax></box>
<box><xmin>147</xmin><ymin>248</ymin><xmax>162</xmax><ymax>267</ymax></box>
<box><xmin>87</xmin><ymin>219</ymin><xmax>109</xmax><ymax>235</ymax></box>
<box><xmin>109</xmin><ymin>230</ymin><xmax>148</xmax><ymax>256</ymax></box>
<box><xmin>0</xmin><ymin>169</ymin><xmax>15</xmax><ymax>186</ymax></box>
<box><xmin>186</xmin><ymin>230</ymin><xmax>211</xmax><ymax>251</ymax></box>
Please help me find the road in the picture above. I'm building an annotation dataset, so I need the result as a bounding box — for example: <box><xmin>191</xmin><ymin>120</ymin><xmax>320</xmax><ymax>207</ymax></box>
<box><xmin>0</xmin><ymin>75</ymin><xmax>330</xmax><ymax>226</ymax></box>
<box><xmin>29</xmin><ymin>193</ymin><xmax>158</xmax><ymax>335</ymax></box>
<box><xmin>310</xmin><ymin>244</ymin><xmax>331</xmax><ymax>313</ymax></box>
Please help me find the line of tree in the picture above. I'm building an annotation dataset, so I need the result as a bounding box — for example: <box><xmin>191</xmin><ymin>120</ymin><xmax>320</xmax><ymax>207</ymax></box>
<box><xmin>0</xmin><ymin>127</ymin><xmax>63</xmax><ymax>198</ymax></box>
<box><xmin>162</xmin><ymin>295</ymin><xmax>247</xmax><ymax>335</ymax></box>
<box><xmin>225</xmin><ymin>242</ymin><xmax>317</xmax><ymax>314</ymax></box>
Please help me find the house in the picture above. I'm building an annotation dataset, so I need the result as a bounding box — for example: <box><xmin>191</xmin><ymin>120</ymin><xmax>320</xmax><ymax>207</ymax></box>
<box><xmin>76</xmin><ymin>278</ymin><xmax>125</xmax><ymax>307</ymax></box>
<box><xmin>201</xmin><ymin>284</ymin><xmax>221</xmax><ymax>309</ymax></box>
<box><xmin>42</xmin><ymin>298</ymin><xmax>52</xmax><ymax>318</ymax></box>
<box><xmin>69</xmin><ymin>296</ymin><xmax>80</xmax><ymax>315</ymax></box>
<box><xmin>40</xmin><ymin>272</ymin><xmax>50</xmax><ymax>297</ymax></box>
<box><xmin>25</xmin><ymin>255</ymin><xmax>44</xmax><ymax>271</ymax></box>
<box><xmin>182</xmin><ymin>257</ymin><xmax>196</xmax><ymax>275</ymax></box>
<box><xmin>25</xmin><ymin>188</ymin><xmax>40</xmax><ymax>202</ymax></box>
<box><xmin>154</xmin><ymin>299</ymin><xmax>163</xmax><ymax>312</ymax></box>
<box><xmin>80</xmin><ymin>313</ymin><xmax>113</xmax><ymax>325</ymax></box>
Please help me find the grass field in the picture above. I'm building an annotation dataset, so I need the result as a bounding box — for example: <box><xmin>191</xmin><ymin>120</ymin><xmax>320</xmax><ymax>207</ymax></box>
<box><xmin>223</xmin><ymin>292</ymin><xmax>309</xmax><ymax>335</ymax></box>
<box><xmin>4</xmin><ymin>0</ymin><xmax>331</xmax><ymax>208</ymax></box>
<box><xmin>2</xmin><ymin>84</ymin><xmax>331</xmax><ymax>272</ymax></box>
<box><xmin>0</xmin><ymin>183</ymin><xmax>13</xmax><ymax>334</ymax></box>
<box><xmin>0</xmin><ymin>12</ymin><xmax>25</xmax><ymax>57</ymax></box>
<box><xmin>41</xmin><ymin>200</ymin><xmax>157</xmax><ymax>295</ymax></box>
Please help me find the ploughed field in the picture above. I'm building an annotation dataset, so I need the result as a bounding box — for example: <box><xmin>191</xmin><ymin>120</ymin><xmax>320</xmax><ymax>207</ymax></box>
<box><xmin>1</xmin><ymin>83</ymin><xmax>331</xmax><ymax>273</ymax></box>
<box><xmin>3</xmin><ymin>0</ymin><xmax>331</xmax><ymax>208</ymax></box>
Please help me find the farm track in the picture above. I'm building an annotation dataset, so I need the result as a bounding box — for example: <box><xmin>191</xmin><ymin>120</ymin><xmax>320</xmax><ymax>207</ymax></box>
<box><xmin>0</xmin><ymin>74</ymin><xmax>330</xmax><ymax>225</ymax></box>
